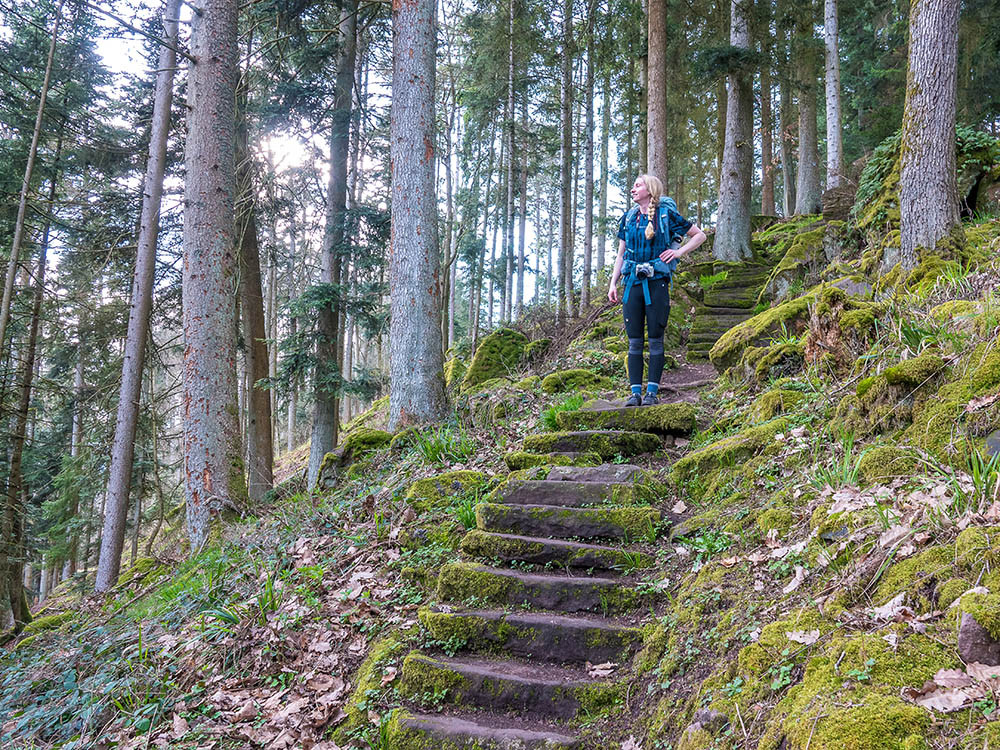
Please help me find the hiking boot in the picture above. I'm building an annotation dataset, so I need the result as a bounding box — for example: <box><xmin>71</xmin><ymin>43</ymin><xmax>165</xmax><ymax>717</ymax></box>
<box><xmin>624</xmin><ymin>393</ymin><xmax>642</xmax><ymax>407</ymax></box>
<box><xmin>641</xmin><ymin>392</ymin><xmax>659</xmax><ymax>406</ymax></box>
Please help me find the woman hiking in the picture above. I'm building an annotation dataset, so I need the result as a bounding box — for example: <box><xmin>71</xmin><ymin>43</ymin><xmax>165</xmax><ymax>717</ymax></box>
<box><xmin>608</xmin><ymin>174</ymin><xmax>707</xmax><ymax>407</ymax></box>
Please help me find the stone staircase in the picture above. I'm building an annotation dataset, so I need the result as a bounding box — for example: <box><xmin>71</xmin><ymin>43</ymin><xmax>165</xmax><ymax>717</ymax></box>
<box><xmin>686</xmin><ymin>261</ymin><xmax>771</xmax><ymax>362</ymax></box>
<box><xmin>389</xmin><ymin>407</ymin><xmax>695</xmax><ymax>748</ymax></box>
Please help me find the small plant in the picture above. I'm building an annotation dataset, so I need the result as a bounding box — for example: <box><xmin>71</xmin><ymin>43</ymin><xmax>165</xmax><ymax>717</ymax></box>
<box><xmin>677</xmin><ymin>529</ymin><xmax>732</xmax><ymax>565</ymax></box>
<box><xmin>698</xmin><ymin>270</ymin><xmax>729</xmax><ymax>292</ymax></box>
<box><xmin>721</xmin><ymin>676</ymin><xmax>744</xmax><ymax>698</ymax></box>
<box><xmin>540</xmin><ymin>393</ymin><xmax>585</xmax><ymax>431</ymax></box>
<box><xmin>846</xmin><ymin>657</ymin><xmax>876</xmax><ymax>682</ymax></box>
<box><xmin>613</xmin><ymin>550</ymin><xmax>647</xmax><ymax>575</ymax></box>
<box><xmin>768</xmin><ymin>654</ymin><xmax>794</xmax><ymax>691</ymax></box>
<box><xmin>451</xmin><ymin>493</ymin><xmax>479</xmax><ymax>529</ymax></box>
<box><xmin>413</xmin><ymin>425</ymin><xmax>476</xmax><ymax>466</ymax></box>
<box><xmin>811</xmin><ymin>430</ymin><xmax>869</xmax><ymax>489</ymax></box>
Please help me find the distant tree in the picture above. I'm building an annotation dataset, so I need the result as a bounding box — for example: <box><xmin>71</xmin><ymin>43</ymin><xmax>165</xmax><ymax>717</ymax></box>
<box><xmin>793</xmin><ymin>0</ymin><xmax>821</xmax><ymax>214</ymax></box>
<box><xmin>899</xmin><ymin>0</ymin><xmax>963</xmax><ymax>269</ymax></box>
<box><xmin>388</xmin><ymin>0</ymin><xmax>447</xmax><ymax>429</ymax></box>
<box><xmin>824</xmin><ymin>0</ymin><xmax>844</xmax><ymax>188</ymax></box>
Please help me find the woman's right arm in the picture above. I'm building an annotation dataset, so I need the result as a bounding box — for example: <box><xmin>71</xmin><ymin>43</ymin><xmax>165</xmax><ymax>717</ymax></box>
<box><xmin>608</xmin><ymin>240</ymin><xmax>626</xmax><ymax>303</ymax></box>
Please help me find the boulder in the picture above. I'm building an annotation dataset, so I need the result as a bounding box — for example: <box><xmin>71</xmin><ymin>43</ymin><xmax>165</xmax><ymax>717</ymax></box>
<box><xmin>958</xmin><ymin>612</ymin><xmax>1000</xmax><ymax>666</ymax></box>
<box><xmin>822</xmin><ymin>184</ymin><xmax>856</xmax><ymax>222</ymax></box>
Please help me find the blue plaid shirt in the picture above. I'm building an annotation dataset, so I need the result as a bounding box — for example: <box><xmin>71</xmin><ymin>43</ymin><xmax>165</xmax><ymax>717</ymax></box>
<box><xmin>617</xmin><ymin>204</ymin><xmax>693</xmax><ymax>265</ymax></box>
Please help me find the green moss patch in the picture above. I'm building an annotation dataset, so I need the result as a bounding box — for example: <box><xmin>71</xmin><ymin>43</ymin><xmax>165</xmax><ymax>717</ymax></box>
<box><xmin>20</xmin><ymin>611</ymin><xmax>74</xmax><ymax>636</ymax></box>
<box><xmin>540</xmin><ymin>368</ymin><xmax>615</xmax><ymax>394</ymax></box>
<box><xmin>461</xmin><ymin>328</ymin><xmax>528</xmax><ymax>391</ymax></box>
<box><xmin>502</xmin><ymin>450</ymin><xmax>602</xmax><ymax>471</ymax></box>
<box><xmin>405</xmin><ymin>471</ymin><xmax>486</xmax><ymax>514</ymax></box>
<box><xmin>672</xmin><ymin>419</ymin><xmax>788</xmax><ymax>485</ymax></box>
<box><xmin>959</xmin><ymin>591</ymin><xmax>1000</xmax><ymax>640</ymax></box>
<box><xmin>710</xmin><ymin>292</ymin><xmax>814</xmax><ymax>371</ymax></box>
<box><xmin>523</xmin><ymin>430</ymin><xmax>661</xmax><ymax>459</ymax></box>
<box><xmin>750</xmin><ymin>389</ymin><xmax>806</xmax><ymax>422</ymax></box>
<box><xmin>856</xmin><ymin>446</ymin><xmax>918</xmax><ymax>485</ymax></box>
<box><xmin>883</xmin><ymin>352</ymin><xmax>946</xmax><ymax>387</ymax></box>
<box><xmin>556</xmin><ymin>402</ymin><xmax>696</xmax><ymax>435</ymax></box>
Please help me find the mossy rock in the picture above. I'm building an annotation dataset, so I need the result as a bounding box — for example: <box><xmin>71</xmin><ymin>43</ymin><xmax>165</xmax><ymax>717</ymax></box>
<box><xmin>515</xmin><ymin>375</ymin><xmax>541</xmax><ymax>390</ymax></box>
<box><xmin>750</xmin><ymin>389</ymin><xmax>806</xmax><ymax>422</ymax></box>
<box><xmin>523</xmin><ymin>430</ymin><xmax>661</xmax><ymax>460</ymax></box>
<box><xmin>672</xmin><ymin>419</ymin><xmax>788</xmax><ymax>485</ymax></box>
<box><xmin>756</xmin><ymin>507</ymin><xmax>795</xmax><ymax>535</ymax></box>
<box><xmin>443</xmin><ymin>357</ymin><xmax>467</xmax><ymax>393</ymax></box>
<box><xmin>959</xmin><ymin>591</ymin><xmax>1000</xmax><ymax>640</ymax></box>
<box><xmin>935</xmin><ymin>577</ymin><xmax>972</xmax><ymax>609</ymax></box>
<box><xmin>872</xmin><ymin>544</ymin><xmax>956</xmax><ymax>612</ymax></box>
<box><xmin>115</xmin><ymin>556</ymin><xmax>163</xmax><ymax>587</ymax></box>
<box><xmin>709</xmin><ymin>292</ymin><xmax>815</xmax><ymax>371</ymax></box>
<box><xmin>502</xmin><ymin>450</ymin><xmax>602</xmax><ymax>471</ymax></box>
<box><xmin>856</xmin><ymin>446</ymin><xmax>918</xmax><ymax>485</ymax></box>
<box><xmin>540</xmin><ymin>368</ymin><xmax>615</xmax><ymax>394</ymax></box>
<box><xmin>461</xmin><ymin>328</ymin><xmax>528</xmax><ymax>391</ymax></box>
<box><xmin>883</xmin><ymin>352</ymin><xmax>946</xmax><ymax>387</ymax></box>
<box><xmin>601</xmin><ymin>335</ymin><xmax>627</xmax><ymax>355</ymax></box>
<box><xmin>20</xmin><ymin>611</ymin><xmax>74</xmax><ymax>636</ymax></box>
<box><xmin>337</xmin><ymin>637</ymin><xmax>407</xmax><ymax>738</ymax></box>
<box><xmin>405</xmin><ymin>470</ymin><xmax>486</xmax><ymax>514</ymax></box>
<box><xmin>342</xmin><ymin>428</ymin><xmax>393</xmax><ymax>462</ymax></box>
<box><xmin>759</xmin><ymin>223</ymin><xmax>828</xmax><ymax>303</ymax></box>
<box><xmin>739</xmin><ymin>341</ymin><xmax>805</xmax><ymax>384</ymax></box>
<box><xmin>555</xmin><ymin>402</ymin><xmax>697</xmax><ymax>436</ymax></box>
<box><xmin>523</xmin><ymin>338</ymin><xmax>551</xmax><ymax>362</ymax></box>
<box><xmin>956</xmin><ymin>526</ymin><xmax>1000</xmax><ymax>567</ymax></box>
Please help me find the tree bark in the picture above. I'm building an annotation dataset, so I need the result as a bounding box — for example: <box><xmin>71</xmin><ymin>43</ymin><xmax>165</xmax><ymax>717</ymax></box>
<box><xmin>308</xmin><ymin>0</ymin><xmax>357</xmax><ymax>487</ymax></box>
<box><xmin>517</xmin><ymin>96</ymin><xmax>528</xmax><ymax>320</ymax></box>
<box><xmin>794</xmin><ymin>0</ymin><xmax>821</xmax><ymax>214</ymax></box>
<box><xmin>647</xmin><ymin>0</ymin><xmax>669</xmax><ymax>182</ymax></box>
<box><xmin>715</xmin><ymin>0</ymin><xmax>754</xmax><ymax>262</ymax></box>
<box><xmin>181</xmin><ymin>0</ymin><xmax>245</xmax><ymax>551</ymax></box>
<box><xmin>638</xmin><ymin>0</ymin><xmax>649</xmax><ymax>173</ymax></box>
<box><xmin>760</xmin><ymin>20</ymin><xmax>776</xmax><ymax>215</ymax></box>
<box><xmin>96</xmin><ymin>0</ymin><xmax>178</xmax><ymax>589</ymax></box>
<box><xmin>388</xmin><ymin>0</ymin><xmax>447</xmax><ymax>429</ymax></box>
<box><xmin>504</xmin><ymin>3</ymin><xmax>516</xmax><ymax>324</ymax></box>
<box><xmin>900</xmin><ymin>0</ymin><xmax>962</xmax><ymax>269</ymax></box>
<box><xmin>236</xmin><ymin>85</ymin><xmax>274</xmax><ymax>502</ymax></box>
<box><xmin>597</xmin><ymin>70</ymin><xmax>610</xmax><ymax>274</ymax></box>
<box><xmin>824</xmin><ymin>0</ymin><xmax>844</xmax><ymax>189</ymax></box>
<box><xmin>580</xmin><ymin>2</ymin><xmax>595</xmax><ymax>314</ymax></box>
<box><xmin>558</xmin><ymin>0</ymin><xmax>574</xmax><ymax>321</ymax></box>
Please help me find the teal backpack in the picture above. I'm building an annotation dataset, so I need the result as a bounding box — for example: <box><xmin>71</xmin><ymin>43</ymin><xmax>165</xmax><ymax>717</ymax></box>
<box><xmin>621</xmin><ymin>196</ymin><xmax>684</xmax><ymax>305</ymax></box>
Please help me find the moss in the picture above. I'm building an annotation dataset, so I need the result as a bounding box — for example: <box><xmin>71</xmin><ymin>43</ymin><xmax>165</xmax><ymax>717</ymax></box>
<box><xmin>404</xmin><ymin>470</ymin><xmax>486</xmax><ymax>514</ymax></box>
<box><xmin>437</xmin><ymin>562</ymin><xmax>523</xmax><ymax>605</ymax></box>
<box><xmin>710</xmin><ymin>291</ymin><xmax>814</xmax><ymax>370</ymax></box>
<box><xmin>398</xmin><ymin>651</ymin><xmax>469</xmax><ymax>702</ymax></box>
<box><xmin>935</xmin><ymin>578</ymin><xmax>971</xmax><ymax>609</ymax></box>
<box><xmin>601</xmin><ymin>335</ymin><xmax>627</xmax><ymax>354</ymax></box>
<box><xmin>115</xmin><ymin>556</ymin><xmax>162</xmax><ymax>587</ymax></box>
<box><xmin>672</xmin><ymin>418</ymin><xmax>788</xmax><ymax>485</ymax></box>
<box><xmin>523</xmin><ymin>430</ymin><xmax>661</xmax><ymax>460</ymax></box>
<box><xmin>757</xmin><ymin>507</ymin><xmax>794</xmax><ymax>535</ymax></box>
<box><xmin>461</xmin><ymin>527</ymin><xmax>653</xmax><ymax>568</ymax></box>
<box><xmin>341</xmin><ymin>428</ymin><xmax>393</xmax><ymax>461</ymax></box>
<box><xmin>540</xmin><ymin>368</ymin><xmax>615</xmax><ymax>394</ymax></box>
<box><xmin>759</xmin><ymin>225</ymin><xmax>828</xmax><ymax>303</ymax></box>
<box><xmin>515</xmin><ymin>374</ymin><xmax>541</xmax><ymax>390</ymax></box>
<box><xmin>956</xmin><ymin>525</ymin><xmax>1000</xmax><ymax>567</ymax></box>
<box><xmin>883</xmin><ymin>352</ymin><xmax>946</xmax><ymax>387</ymax></box>
<box><xmin>475</xmin><ymin>503</ymin><xmax>660</xmax><ymax>541</ymax></box>
<box><xmin>461</xmin><ymin>328</ymin><xmax>529</xmax><ymax>391</ymax></box>
<box><xmin>959</xmin><ymin>591</ymin><xmax>1000</xmax><ymax>640</ymax></box>
<box><xmin>20</xmin><ymin>611</ymin><xmax>74</xmax><ymax>636</ymax></box>
<box><xmin>502</xmin><ymin>450</ymin><xmax>602</xmax><ymax>471</ymax></box>
<box><xmin>556</xmin><ymin>402</ymin><xmax>697</xmax><ymax>435</ymax></box>
<box><xmin>856</xmin><ymin>376</ymin><xmax>879</xmax><ymax>398</ymax></box>
<box><xmin>745</xmin><ymin>341</ymin><xmax>805</xmax><ymax>383</ymax></box>
<box><xmin>750</xmin><ymin>389</ymin><xmax>806</xmax><ymax>422</ymax></box>
<box><xmin>781</xmin><ymin>693</ymin><xmax>928</xmax><ymax>750</ymax></box>
<box><xmin>839</xmin><ymin>307</ymin><xmax>877</xmax><ymax>332</ymax></box>
<box><xmin>929</xmin><ymin>299</ymin><xmax>978</xmax><ymax>323</ymax></box>
<box><xmin>872</xmin><ymin>543</ymin><xmax>956</xmax><ymax>611</ymax></box>
<box><xmin>12</xmin><ymin>633</ymin><xmax>40</xmax><ymax>651</ymax></box>
<box><xmin>523</xmin><ymin>338</ymin><xmax>551</xmax><ymax>362</ymax></box>
<box><xmin>856</xmin><ymin>446</ymin><xmax>918</xmax><ymax>485</ymax></box>
<box><xmin>443</xmin><ymin>357</ymin><xmax>467</xmax><ymax>393</ymax></box>
<box><xmin>338</xmin><ymin>637</ymin><xmax>407</xmax><ymax>737</ymax></box>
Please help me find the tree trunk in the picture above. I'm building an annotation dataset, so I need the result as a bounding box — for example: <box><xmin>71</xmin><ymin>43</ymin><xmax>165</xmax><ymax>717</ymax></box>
<box><xmin>66</xmin><ymin>337</ymin><xmax>84</xmax><ymax>578</ymax></box>
<box><xmin>517</xmin><ymin>96</ymin><xmax>528</xmax><ymax>320</ymax></box>
<box><xmin>638</xmin><ymin>0</ymin><xmax>649</xmax><ymax>173</ymax></box>
<box><xmin>580</xmin><ymin>3</ymin><xmax>595</xmax><ymax>314</ymax></box>
<box><xmin>97</xmin><ymin>0</ymin><xmax>178</xmax><ymax>587</ymax></box>
<box><xmin>559</xmin><ymin>0</ymin><xmax>574</xmax><ymax>321</ymax></box>
<box><xmin>899</xmin><ymin>0</ymin><xmax>962</xmax><ymax>269</ymax></box>
<box><xmin>823</xmin><ymin>0</ymin><xmax>844</xmax><ymax>189</ymax></box>
<box><xmin>388</xmin><ymin>0</ymin><xmax>447</xmax><ymax>429</ymax></box>
<box><xmin>794</xmin><ymin>0</ymin><xmax>821</xmax><ymax>214</ymax></box>
<box><xmin>597</xmin><ymin>71</ymin><xmax>610</xmax><ymax>273</ymax></box>
<box><xmin>760</xmin><ymin>26</ymin><xmax>776</xmax><ymax>214</ymax></box>
<box><xmin>0</xmin><ymin>0</ymin><xmax>63</xmax><ymax>355</ymax></box>
<box><xmin>181</xmin><ymin>0</ymin><xmax>245</xmax><ymax>551</ymax></box>
<box><xmin>647</xmin><ymin>0</ymin><xmax>669</xmax><ymax>181</ymax></box>
<box><xmin>307</xmin><ymin>1</ymin><xmax>357</xmax><ymax>487</ymax></box>
<box><xmin>714</xmin><ymin>0</ymin><xmax>754</xmax><ymax>262</ymax></box>
<box><xmin>236</xmin><ymin>84</ymin><xmax>274</xmax><ymax>502</ymax></box>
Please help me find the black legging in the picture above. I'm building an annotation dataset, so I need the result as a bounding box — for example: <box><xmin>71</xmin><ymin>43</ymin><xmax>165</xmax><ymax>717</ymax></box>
<box><xmin>623</xmin><ymin>278</ymin><xmax>671</xmax><ymax>387</ymax></box>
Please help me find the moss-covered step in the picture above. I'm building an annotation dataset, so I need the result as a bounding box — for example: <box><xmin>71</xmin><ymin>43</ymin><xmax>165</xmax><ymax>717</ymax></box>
<box><xmin>490</xmin><ymin>479</ymin><xmax>635</xmax><ymax>507</ymax></box>
<box><xmin>460</xmin><ymin>529</ymin><xmax>653</xmax><ymax>570</ymax></box>
<box><xmin>503</xmin><ymin>450</ymin><xmax>603</xmax><ymax>471</ymax></box>
<box><xmin>476</xmin><ymin>502</ymin><xmax>661</xmax><ymax>541</ymax></box>
<box><xmin>437</xmin><ymin>562</ymin><xmax>644</xmax><ymax>613</ymax></box>
<box><xmin>523</xmin><ymin>430</ymin><xmax>661</xmax><ymax>459</ymax></box>
<box><xmin>545</xmin><ymin>464</ymin><xmax>642</xmax><ymax>482</ymax></box>
<box><xmin>399</xmin><ymin>652</ymin><xmax>620</xmax><ymax>720</ymax></box>
<box><xmin>418</xmin><ymin>607</ymin><xmax>645</xmax><ymax>664</ymax></box>
<box><xmin>554</xmin><ymin>403</ymin><xmax>695</xmax><ymax>436</ymax></box>
<box><xmin>387</xmin><ymin>711</ymin><xmax>580</xmax><ymax>750</ymax></box>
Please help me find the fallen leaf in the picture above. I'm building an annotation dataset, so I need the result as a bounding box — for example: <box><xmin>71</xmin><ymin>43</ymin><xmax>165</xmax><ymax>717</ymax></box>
<box><xmin>719</xmin><ymin>556</ymin><xmax>740</xmax><ymax>568</ymax></box>
<box><xmin>879</xmin><ymin>524</ymin><xmax>910</xmax><ymax>549</ymax></box>
<box><xmin>621</xmin><ymin>737</ymin><xmax>642</xmax><ymax>750</ymax></box>
<box><xmin>747</xmin><ymin>551</ymin><xmax>770</xmax><ymax>564</ymax></box>
<box><xmin>966</xmin><ymin>662</ymin><xmax>1000</xmax><ymax>683</ymax></box>
<box><xmin>869</xmin><ymin>593</ymin><xmax>908</xmax><ymax>621</ymax></box>
<box><xmin>587</xmin><ymin>661</ymin><xmax>617</xmax><ymax>678</ymax></box>
<box><xmin>901</xmin><ymin>684</ymin><xmax>970</xmax><ymax>712</ymax></box>
<box><xmin>785</xmin><ymin>629</ymin><xmax>820</xmax><ymax>645</ymax></box>
<box><xmin>764</xmin><ymin>529</ymin><xmax>780</xmax><ymax>549</ymax></box>
<box><xmin>671</xmin><ymin>500</ymin><xmax>688</xmax><ymax>514</ymax></box>
<box><xmin>883</xmin><ymin>633</ymin><xmax>899</xmax><ymax>649</ymax></box>
<box><xmin>933</xmin><ymin>669</ymin><xmax>974</xmax><ymax>689</ymax></box>
<box><xmin>381</xmin><ymin>667</ymin><xmax>398</xmax><ymax>686</ymax></box>
<box><xmin>965</xmin><ymin>391</ymin><xmax>1000</xmax><ymax>413</ymax></box>
<box><xmin>171</xmin><ymin>714</ymin><xmax>189</xmax><ymax>739</ymax></box>
<box><xmin>782</xmin><ymin>565</ymin><xmax>808</xmax><ymax>594</ymax></box>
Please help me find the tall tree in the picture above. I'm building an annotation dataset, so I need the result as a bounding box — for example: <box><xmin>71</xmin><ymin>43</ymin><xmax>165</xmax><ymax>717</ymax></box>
<box><xmin>181</xmin><ymin>0</ymin><xmax>246</xmax><ymax>550</ymax></box>
<box><xmin>647</xmin><ymin>0</ymin><xmax>668</xmax><ymax>181</ymax></box>
<box><xmin>793</xmin><ymin>0</ymin><xmax>821</xmax><ymax>214</ymax></box>
<box><xmin>388</xmin><ymin>0</ymin><xmax>447</xmax><ymax>429</ymax></box>
<box><xmin>714</xmin><ymin>0</ymin><xmax>754</xmax><ymax>261</ymax></box>
<box><xmin>580</xmin><ymin>0</ymin><xmax>596</xmax><ymax>314</ymax></box>
<box><xmin>900</xmin><ymin>0</ymin><xmax>963</xmax><ymax>269</ymax></box>
<box><xmin>96</xmin><ymin>0</ymin><xmax>180</xmax><ymax>593</ymax></box>
<box><xmin>307</xmin><ymin>0</ymin><xmax>358</xmax><ymax>487</ymax></box>
<box><xmin>558</xmin><ymin>0</ymin><xmax>575</xmax><ymax>320</ymax></box>
<box><xmin>824</xmin><ymin>0</ymin><xmax>844</xmax><ymax>188</ymax></box>
<box><xmin>759</xmin><ymin>0</ymin><xmax>776</xmax><ymax>215</ymax></box>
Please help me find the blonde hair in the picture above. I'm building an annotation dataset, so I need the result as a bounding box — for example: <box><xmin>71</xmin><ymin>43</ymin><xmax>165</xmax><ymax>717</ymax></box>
<box><xmin>639</xmin><ymin>174</ymin><xmax>664</xmax><ymax>241</ymax></box>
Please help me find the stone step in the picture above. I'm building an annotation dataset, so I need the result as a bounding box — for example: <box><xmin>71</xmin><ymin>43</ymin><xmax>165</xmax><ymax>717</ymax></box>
<box><xmin>554</xmin><ymin>402</ymin><xmax>695</xmax><ymax>436</ymax></box>
<box><xmin>696</xmin><ymin>305</ymin><xmax>757</xmax><ymax>316</ymax></box>
<box><xmin>709</xmin><ymin>275</ymin><xmax>769</xmax><ymax>289</ymax></box>
<box><xmin>476</xmin><ymin>502</ymin><xmax>661</xmax><ymax>541</ymax></box>
<box><xmin>388</xmin><ymin>711</ymin><xmax>580</xmax><ymax>749</ymax></box>
<box><xmin>460</xmin><ymin>529</ymin><xmax>654</xmax><ymax>569</ymax></box>
<box><xmin>503</xmin><ymin>450</ymin><xmax>602</xmax><ymax>472</ymax></box>
<box><xmin>702</xmin><ymin>294</ymin><xmax>756</xmax><ymax>309</ymax></box>
<box><xmin>418</xmin><ymin>607</ymin><xmax>645</xmax><ymax>664</ymax></box>
<box><xmin>491</xmin><ymin>479</ymin><xmax>635</xmax><ymax>507</ymax></box>
<box><xmin>437</xmin><ymin>562</ymin><xmax>644</xmax><ymax>613</ymax></box>
<box><xmin>691</xmin><ymin>313</ymin><xmax>752</xmax><ymax>327</ymax></box>
<box><xmin>545</xmin><ymin>464</ymin><xmax>643</xmax><ymax>482</ymax></box>
<box><xmin>687</xmin><ymin>333</ymin><xmax>728</xmax><ymax>346</ymax></box>
<box><xmin>399</xmin><ymin>652</ymin><xmax>619</xmax><ymax>720</ymax></box>
<box><xmin>523</xmin><ymin>430</ymin><xmax>661</xmax><ymax>459</ymax></box>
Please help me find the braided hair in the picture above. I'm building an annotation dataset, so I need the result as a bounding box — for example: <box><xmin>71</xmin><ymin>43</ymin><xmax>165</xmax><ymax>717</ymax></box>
<box><xmin>639</xmin><ymin>174</ymin><xmax>665</xmax><ymax>241</ymax></box>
